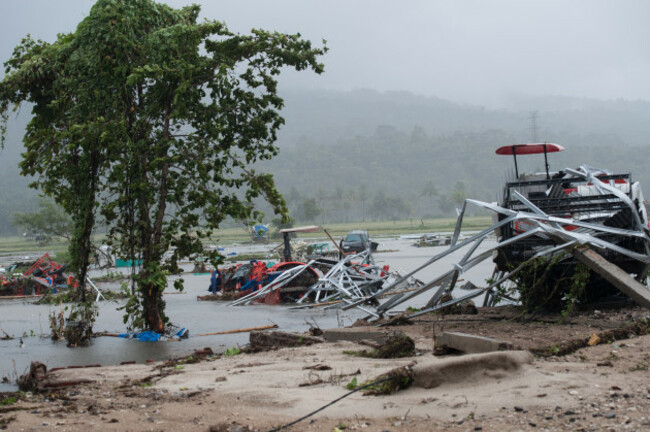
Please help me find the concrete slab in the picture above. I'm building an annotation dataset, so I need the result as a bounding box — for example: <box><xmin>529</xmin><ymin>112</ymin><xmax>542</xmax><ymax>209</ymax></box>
<box><xmin>572</xmin><ymin>246</ymin><xmax>650</xmax><ymax>309</ymax></box>
<box><xmin>435</xmin><ymin>331</ymin><xmax>514</xmax><ymax>354</ymax></box>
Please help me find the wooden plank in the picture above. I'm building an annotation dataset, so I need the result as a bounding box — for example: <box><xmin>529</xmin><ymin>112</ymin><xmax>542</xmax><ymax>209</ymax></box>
<box><xmin>195</xmin><ymin>324</ymin><xmax>278</xmax><ymax>337</ymax></box>
<box><xmin>571</xmin><ymin>246</ymin><xmax>650</xmax><ymax>309</ymax></box>
<box><xmin>0</xmin><ymin>294</ymin><xmax>44</xmax><ymax>300</ymax></box>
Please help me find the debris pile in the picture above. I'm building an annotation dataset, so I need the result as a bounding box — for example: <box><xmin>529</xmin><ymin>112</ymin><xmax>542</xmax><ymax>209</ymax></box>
<box><xmin>331</xmin><ymin>160</ymin><xmax>650</xmax><ymax>320</ymax></box>
<box><xmin>215</xmin><ymin>151</ymin><xmax>650</xmax><ymax>320</ymax></box>
<box><xmin>0</xmin><ymin>253</ymin><xmax>76</xmax><ymax>298</ymax></box>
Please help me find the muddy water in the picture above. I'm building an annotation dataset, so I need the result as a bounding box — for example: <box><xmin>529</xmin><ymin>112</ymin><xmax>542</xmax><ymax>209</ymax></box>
<box><xmin>0</xmin><ymin>236</ymin><xmax>497</xmax><ymax>391</ymax></box>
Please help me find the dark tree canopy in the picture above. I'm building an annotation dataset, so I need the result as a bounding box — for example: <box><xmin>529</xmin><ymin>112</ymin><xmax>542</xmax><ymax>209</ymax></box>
<box><xmin>0</xmin><ymin>0</ymin><xmax>326</xmax><ymax>332</ymax></box>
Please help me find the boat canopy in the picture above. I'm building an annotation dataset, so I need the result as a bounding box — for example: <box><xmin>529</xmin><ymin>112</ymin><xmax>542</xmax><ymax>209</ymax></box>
<box><xmin>495</xmin><ymin>143</ymin><xmax>565</xmax><ymax>155</ymax></box>
<box><xmin>496</xmin><ymin>143</ymin><xmax>566</xmax><ymax>179</ymax></box>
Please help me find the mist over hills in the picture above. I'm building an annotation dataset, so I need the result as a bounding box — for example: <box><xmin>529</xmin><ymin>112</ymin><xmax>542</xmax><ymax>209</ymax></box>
<box><xmin>259</xmin><ymin>89</ymin><xmax>650</xmax><ymax>224</ymax></box>
<box><xmin>1</xmin><ymin>88</ymin><xmax>649</xmax><ymax>234</ymax></box>
<box><xmin>276</xmin><ymin>89</ymin><xmax>650</xmax><ymax>147</ymax></box>
<box><xmin>0</xmin><ymin>109</ymin><xmax>38</xmax><ymax>235</ymax></box>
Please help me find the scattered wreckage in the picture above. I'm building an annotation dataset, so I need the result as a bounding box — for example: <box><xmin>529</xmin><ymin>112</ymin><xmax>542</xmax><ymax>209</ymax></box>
<box><xmin>336</xmin><ymin>143</ymin><xmax>650</xmax><ymax>320</ymax></box>
<box><xmin>0</xmin><ymin>253</ymin><xmax>76</xmax><ymax>298</ymax></box>
<box><xmin>198</xmin><ymin>224</ymin><xmax>410</xmax><ymax>306</ymax></box>
<box><xmin>216</xmin><ymin>143</ymin><xmax>650</xmax><ymax>320</ymax></box>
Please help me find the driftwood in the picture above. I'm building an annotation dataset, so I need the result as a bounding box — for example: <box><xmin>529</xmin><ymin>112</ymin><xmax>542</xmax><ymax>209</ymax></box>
<box><xmin>18</xmin><ymin>361</ymin><xmax>94</xmax><ymax>392</ymax></box>
<box><xmin>248</xmin><ymin>331</ymin><xmax>324</xmax><ymax>352</ymax></box>
<box><xmin>195</xmin><ymin>324</ymin><xmax>278</xmax><ymax>337</ymax></box>
<box><xmin>17</xmin><ymin>361</ymin><xmax>47</xmax><ymax>392</ymax></box>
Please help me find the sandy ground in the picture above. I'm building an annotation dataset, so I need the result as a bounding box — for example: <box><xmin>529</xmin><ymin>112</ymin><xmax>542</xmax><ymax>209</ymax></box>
<box><xmin>2</xmin><ymin>306</ymin><xmax>650</xmax><ymax>432</ymax></box>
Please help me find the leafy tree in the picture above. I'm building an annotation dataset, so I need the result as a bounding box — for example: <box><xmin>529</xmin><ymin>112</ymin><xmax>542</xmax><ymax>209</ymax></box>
<box><xmin>12</xmin><ymin>197</ymin><xmax>72</xmax><ymax>242</ymax></box>
<box><xmin>300</xmin><ymin>197</ymin><xmax>322</xmax><ymax>222</ymax></box>
<box><xmin>450</xmin><ymin>181</ymin><xmax>469</xmax><ymax>207</ymax></box>
<box><xmin>0</xmin><ymin>0</ymin><xmax>326</xmax><ymax>333</ymax></box>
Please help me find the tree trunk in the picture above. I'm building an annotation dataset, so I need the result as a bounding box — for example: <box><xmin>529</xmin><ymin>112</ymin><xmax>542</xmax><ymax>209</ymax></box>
<box><xmin>142</xmin><ymin>282</ymin><xmax>164</xmax><ymax>333</ymax></box>
<box><xmin>140</xmin><ymin>101</ymin><xmax>171</xmax><ymax>333</ymax></box>
<box><xmin>71</xmin><ymin>152</ymin><xmax>100</xmax><ymax>301</ymax></box>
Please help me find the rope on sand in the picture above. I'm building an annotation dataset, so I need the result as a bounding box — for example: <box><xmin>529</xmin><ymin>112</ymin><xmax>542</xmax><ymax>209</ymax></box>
<box><xmin>265</xmin><ymin>376</ymin><xmax>393</xmax><ymax>432</ymax></box>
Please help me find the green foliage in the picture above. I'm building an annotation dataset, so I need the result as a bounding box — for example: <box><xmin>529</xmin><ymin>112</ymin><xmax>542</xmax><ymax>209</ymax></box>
<box><xmin>345</xmin><ymin>377</ymin><xmax>358</xmax><ymax>390</ymax></box>
<box><xmin>54</xmin><ymin>250</ymin><xmax>72</xmax><ymax>264</ymax></box>
<box><xmin>117</xmin><ymin>281</ymin><xmax>156</xmax><ymax>332</ymax></box>
<box><xmin>0</xmin><ymin>0</ymin><xmax>326</xmax><ymax>331</ymax></box>
<box><xmin>223</xmin><ymin>346</ymin><xmax>241</xmax><ymax>357</ymax></box>
<box><xmin>0</xmin><ymin>395</ymin><xmax>18</xmax><ymax>406</ymax></box>
<box><xmin>62</xmin><ymin>301</ymin><xmax>97</xmax><ymax>346</ymax></box>
<box><xmin>39</xmin><ymin>290</ymin><xmax>76</xmax><ymax>305</ymax></box>
<box><xmin>561</xmin><ymin>262</ymin><xmax>590</xmax><ymax>320</ymax></box>
<box><xmin>507</xmin><ymin>254</ymin><xmax>591</xmax><ymax>315</ymax></box>
<box><xmin>12</xmin><ymin>197</ymin><xmax>72</xmax><ymax>243</ymax></box>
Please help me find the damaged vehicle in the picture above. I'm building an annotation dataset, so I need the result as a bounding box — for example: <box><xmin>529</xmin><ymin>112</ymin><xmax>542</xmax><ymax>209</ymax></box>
<box><xmin>493</xmin><ymin>143</ymin><xmax>650</xmax><ymax>306</ymax></box>
<box><xmin>339</xmin><ymin>230</ymin><xmax>378</xmax><ymax>258</ymax></box>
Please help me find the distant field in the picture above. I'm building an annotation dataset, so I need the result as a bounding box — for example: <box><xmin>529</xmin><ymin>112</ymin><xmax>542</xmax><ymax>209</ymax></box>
<box><xmin>0</xmin><ymin>216</ymin><xmax>492</xmax><ymax>257</ymax></box>
<box><xmin>0</xmin><ymin>236</ymin><xmax>69</xmax><ymax>257</ymax></box>
<box><xmin>202</xmin><ymin>216</ymin><xmax>493</xmax><ymax>244</ymax></box>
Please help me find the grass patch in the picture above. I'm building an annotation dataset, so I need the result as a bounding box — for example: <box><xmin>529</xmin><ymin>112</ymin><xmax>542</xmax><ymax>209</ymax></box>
<box><xmin>0</xmin><ymin>217</ymin><xmax>490</xmax><ymax>258</ymax></box>
<box><xmin>92</xmin><ymin>271</ymin><xmax>129</xmax><ymax>282</ymax></box>
<box><xmin>0</xmin><ymin>236</ymin><xmax>69</xmax><ymax>256</ymax></box>
<box><xmin>0</xmin><ymin>396</ymin><xmax>17</xmax><ymax>406</ymax></box>
<box><xmin>224</xmin><ymin>252</ymin><xmax>278</xmax><ymax>263</ymax></box>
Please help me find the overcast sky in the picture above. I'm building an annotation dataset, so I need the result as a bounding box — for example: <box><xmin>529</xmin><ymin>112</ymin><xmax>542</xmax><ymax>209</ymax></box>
<box><xmin>1</xmin><ymin>0</ymin><xmax>648</xmax><ymax>107</ymax></box>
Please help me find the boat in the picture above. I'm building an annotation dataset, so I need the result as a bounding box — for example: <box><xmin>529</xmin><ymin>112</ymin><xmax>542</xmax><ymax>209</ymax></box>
<box><xmin>0</xmin><ymin>253</ymin><xmax>75</xmax><ymax>298</ymax></box>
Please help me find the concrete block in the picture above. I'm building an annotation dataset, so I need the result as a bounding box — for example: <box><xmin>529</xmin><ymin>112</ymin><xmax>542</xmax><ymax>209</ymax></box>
<box><xmin>436</xmin><ymin>331</ymin><xmax>513</xmax><ymax>354</ymax></box>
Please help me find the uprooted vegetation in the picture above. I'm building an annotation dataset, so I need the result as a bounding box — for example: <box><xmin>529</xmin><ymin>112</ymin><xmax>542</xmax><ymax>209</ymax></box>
<box><xmin>345</xmin><ymin>365</ymin><xmax>414</xmax><ymax>396</ymax></box>
<box><xmin>531</xmin><ymin>318</ymin><xmax>650</xmax><ymax>357</ymax></box>
<box><xmin>498</xmin><ymin>255</ymin><xmax>594</xmax><ymax>316</ymax></box>
<box><xmin>343</xmin><ymin>335</ymin><xmax>415</xmax><ymax>359</ymax></box>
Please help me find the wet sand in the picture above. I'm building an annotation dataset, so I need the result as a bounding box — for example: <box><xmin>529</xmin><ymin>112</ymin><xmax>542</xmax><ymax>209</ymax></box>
<box><xmin>2</xmin><ymin>306</ymin><xmax>649</xmax><ymax>432</ymax></box>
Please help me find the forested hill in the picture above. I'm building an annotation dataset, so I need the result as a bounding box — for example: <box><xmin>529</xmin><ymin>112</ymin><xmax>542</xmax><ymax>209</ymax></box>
<box><xmin>0</xmin><ymin>110</ymin><xmax>38</xmax><ymax>235</ymax></box>
<box><xmin>1</xmin><ymin>89</ymin><xmax>649</xmax><ymax>234</ymax></box>
<box><xmin>261</xmin><ymin>125</ymin><xmax>650</xmax><ymax>222</ymax></box>
<box><xmin>276</xmin><ymin>89</ymin><xmax>650</xmax><ymax>148</ymax></box>
<box><xmin>261</xmin><ymin>89</ymin><xmax>650</xmax><ymax>223</ymax></box>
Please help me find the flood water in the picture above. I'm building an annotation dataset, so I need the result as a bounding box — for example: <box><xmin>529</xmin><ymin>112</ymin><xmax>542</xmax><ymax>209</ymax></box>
<box><xmin>0</xmin><ymin>235</ymin><xmax>497</xmax><ymax>391</ymax></box>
